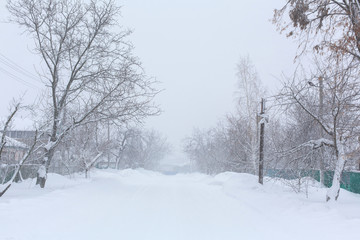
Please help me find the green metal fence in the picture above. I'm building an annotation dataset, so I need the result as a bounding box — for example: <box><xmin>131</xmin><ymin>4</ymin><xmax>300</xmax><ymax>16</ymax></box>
<box><xmin>0</xmin><ymin>165</ymin><xmax>38</xmax><ymax>184</ymax></box>
<box><xmin>266</xmin><ymin>169</ymin><xmax>360</xmax><ymax>194</ymax></box>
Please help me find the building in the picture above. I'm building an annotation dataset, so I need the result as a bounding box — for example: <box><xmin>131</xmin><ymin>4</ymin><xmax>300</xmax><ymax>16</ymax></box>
<box><xmin>0</xmin><ymin>133</ymin><xmax>29</xmax><ymax>164</ymax></box>
<box><xmin>3</xmin><ymin>130</ymin><xmax>38</xmax><ymax>146</ymax></box>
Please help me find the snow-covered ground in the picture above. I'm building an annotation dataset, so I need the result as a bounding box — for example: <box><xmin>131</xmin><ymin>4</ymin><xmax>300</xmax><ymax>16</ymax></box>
<box><xmin>1</xmin><ymin>169</ymin><xmax>359</xmax><ymax>240</ymax></box>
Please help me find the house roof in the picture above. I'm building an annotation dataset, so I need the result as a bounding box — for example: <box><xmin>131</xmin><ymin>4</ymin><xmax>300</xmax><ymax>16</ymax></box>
<box><xmin>0</xmin><ymin>133</ymin><xmax>28</xmax><ymax>149</ymax></box>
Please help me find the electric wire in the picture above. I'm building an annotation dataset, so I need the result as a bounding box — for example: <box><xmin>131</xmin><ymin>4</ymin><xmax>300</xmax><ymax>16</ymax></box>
<box><xmin>0</xmin><ymin>65</ymin><xmax>40</xmax><ymax>90</ymax></box>
<box><xmin>0</xmin><ymin>52</ymin><xmax>42</xmax><ymax>83</ymax></box>
<box><xmin>0</xmin><ymin>51</ymin><xmax>42</xmax><ymax>90</ymax></box>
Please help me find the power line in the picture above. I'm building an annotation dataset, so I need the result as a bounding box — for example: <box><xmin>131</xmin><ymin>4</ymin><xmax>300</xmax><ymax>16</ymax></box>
<box><xmin>0</xmin><ymin>52</ymin><xmax>40</xmax><ymax>79</ymax></box>
<box><xmin>0</xmin><ymin>51</ymin><xmax>43</xmax><ymax>84</ymax></box>
<box><xmin>0</xmin><ymin>57</ymin><xmax>40</xmax><ymax>83</ymax></box>
<box><xmin>0</xmin><ymin>51</ymin><xmax>44</xmax><ymax>90</ymax></box>
<box><xmin>0</xmin><ymin>65</ymin><xmax>41</xmax><ymax>90</ymax></box>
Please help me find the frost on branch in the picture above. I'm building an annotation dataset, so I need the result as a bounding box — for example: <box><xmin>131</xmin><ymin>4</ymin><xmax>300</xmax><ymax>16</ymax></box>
<box><xmin>305</xmin><ymin>138</ymin><xmax>334</xmax><ymax>149</ymax></box>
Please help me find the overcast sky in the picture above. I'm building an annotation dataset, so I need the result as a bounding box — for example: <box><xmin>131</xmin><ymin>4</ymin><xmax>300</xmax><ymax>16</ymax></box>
<box><xmin>0</xmin><ymin>0</ymin><xmax>298</xmax><ymax>163</ymax></box>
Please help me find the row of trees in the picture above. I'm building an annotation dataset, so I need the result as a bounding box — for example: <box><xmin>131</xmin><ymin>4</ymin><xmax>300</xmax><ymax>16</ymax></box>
<box><xmin>184</xmin><ymin>54</ymin><xmax>360</xmax><ymax>201</ymax></box>
<box><xmin>2</xmin><ymin>0</ymin><xmax>360</xmax><ymax>203</ymax></box>
<box><xmin>184</xmin><ymin>0</ymin><xmax>360</xmax><ymax>202</ymax></box>
<box><xmin>56</xmin><ymin>124</ymin><xmax>170</xmax><ymax>177</ymax></box>
<box><xmin>0</xmin><ymin>0</ymin><xmax>169</xmax><ymax>196</ymax></box>
<box><xmin>183</xmin><ymin>57</ymin><xmax>265</xmax><ymax>175</ymax></box>
<box><xmin>273</xmin><ymin>0</ymin><xmax>360</xmax><ymax>201</ymax></box>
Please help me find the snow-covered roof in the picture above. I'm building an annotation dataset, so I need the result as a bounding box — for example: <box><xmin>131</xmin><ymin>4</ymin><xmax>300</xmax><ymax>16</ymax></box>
<box><xmin>0</xmin><ymin>133</ymin><xmax>28</xmax><ymax>149</ymax></box>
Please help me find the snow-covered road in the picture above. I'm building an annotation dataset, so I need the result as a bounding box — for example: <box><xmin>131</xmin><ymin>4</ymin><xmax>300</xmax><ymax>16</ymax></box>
<box><xmin>1</xmin><ymin>169</ymin><xmax>359</xmax><ymax>240</ymax></box>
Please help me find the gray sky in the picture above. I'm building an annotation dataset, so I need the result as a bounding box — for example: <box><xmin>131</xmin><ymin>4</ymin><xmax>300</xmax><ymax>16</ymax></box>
<box><xmin>0</xmin><ymin>0</ymin><xmax>297</xmax><ymax>162</ymax></box>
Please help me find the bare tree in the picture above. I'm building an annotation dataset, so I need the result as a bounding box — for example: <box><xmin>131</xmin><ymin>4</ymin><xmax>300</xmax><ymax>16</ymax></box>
<box><xmin>274</xmin><ymin>0</ymin><xmax>360</xmax><ymax>61</ymax></box>
<box><xmin>183</xmin><ymin>122</ymin><xmax>250</xmax><ymax>175</ymax></box>
<box><xmin>0</xmin><ymin>132</ymin><xmax>39</xmax><ymax>197</ymax></box>
<box><xmin>272</xmin><ymin>1</ymin><xmax>360</xmax><ymax>201</ymax></box>
<box><xmin>183</xmin><ymin>57</ymin><xmax>267</xmax><ymax>175</ymax></box>
<box><xmin>7</xmin><ymin>0</ymin><xmax>159</xmax><ymax>188</ymax></box>
<box><xmin>113</xmin><ymin>130</ymin><xmax>130</xmax><ymax>170</ymax></box>
<box><xmin>277</xmin><ymin>59</ymin><xmax>360</xmax><ymax>201</ymax></box>
<box><xmin>0</xmin><ymin>101</ymin><xmax>21</xmax><ymax>187</ymax></box>
<box><xmin>267</xmin><ymin>101</ymin><xmax>335</xmax><ymax>193</ymax></box>
<box><xmin>123</xmin><ymin>128</ymin><xmax>170</xmax><ymax>170</ymax></box>
<box><xmin>226</xmin><ymin>115</ymin><xmax>261</xmax><ymax>173</ymax></box>
<box><xmin>0</xmin><ymin>101</ymin><xmax>41</xmax><ymax>197</ymax></box>
<box><xmin>0</xmin><ymin>101</ymin><xmax>20</xmax><ymax>162</ymax></box>
<box><xmin>62</xmin><ymin>121</ymin><xmax>108</xmax><ymax>178</ymax></box>
<box><xmin>234</xmin><ymin>56</ymin><xmax>265</xmax><ymax>174</ymax></box>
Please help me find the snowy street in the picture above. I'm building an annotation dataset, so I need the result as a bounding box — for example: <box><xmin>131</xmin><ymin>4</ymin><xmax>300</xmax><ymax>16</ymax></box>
<box><xmin>2</xmin><ymin>1</ymin><xmax>360</xmax><ymax>239</ymax></box>
<box><xmin>0</xmin><ymin>170</ymin><xmax>359</xmax><ymax>240</ymax></box>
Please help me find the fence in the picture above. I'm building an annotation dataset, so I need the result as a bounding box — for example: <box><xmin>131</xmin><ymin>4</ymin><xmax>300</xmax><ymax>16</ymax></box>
<box><xmin>0</xmin><ymin>165</ymin><xmax>38</xmax><ymax>184</ymax></box>
<box><xmin>1</xmin><ymin>163</ymin><xmax>83</xmax><ymax>184</ymax></box>
<box><xmin>266</xmin><ymin>169</ymin><xmax>360</xmax><ymax>194</ymax></box>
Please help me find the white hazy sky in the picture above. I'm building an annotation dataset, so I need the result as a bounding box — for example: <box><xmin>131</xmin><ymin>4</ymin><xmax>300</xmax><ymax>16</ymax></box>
<box><xmin>0</xmin><ymin>0</ymin><xmax>298</xmax><ymax>162</ymax></box>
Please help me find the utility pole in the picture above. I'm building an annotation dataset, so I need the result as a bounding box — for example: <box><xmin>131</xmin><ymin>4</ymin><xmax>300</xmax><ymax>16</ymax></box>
<box><xmin>319</xmin><ymin>76</ymin><xmax>325</xmax><ymax>185</ymax></box>
<box><xmin>258</xmin><ymin>98</ymin><xmax>265</xmax><ymax>185</ymax></box>
<box><xmin>309</xmin><ymin>78</ymin><xmax>326</xmax><ymax>185</ymax></box>
<box><xmin>107</xmin><ymin>120</ymin><xmax>110</xmax><ymax>168</ymax></box>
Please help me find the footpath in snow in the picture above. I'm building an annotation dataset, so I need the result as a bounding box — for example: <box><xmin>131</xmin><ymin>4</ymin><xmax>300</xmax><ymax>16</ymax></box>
<box><xmin>0</xmin><ymin>169</ymin><xmax>359</xmax><ymax>240</ymax></box>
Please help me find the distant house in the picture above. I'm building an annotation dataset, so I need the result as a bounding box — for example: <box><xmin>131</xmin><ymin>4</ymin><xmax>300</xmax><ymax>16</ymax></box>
<box><xmin>0</xmin><ymin>133</ymin><xmax>29</xmax><ymax>164</ymax></box>
<box><xmin>3</xmin><ymin>130</ymin><xmax>38</xmax><ymax>146</ymax></box>
<box><xmin>2</xmin><ymin>130</ymin><xmax>49</xmax><ymax>158</ymax></box>
<box><xmin>0</xmin><ymin>134</ymin><xmax>30</xmax><ymax>183</ymax></box>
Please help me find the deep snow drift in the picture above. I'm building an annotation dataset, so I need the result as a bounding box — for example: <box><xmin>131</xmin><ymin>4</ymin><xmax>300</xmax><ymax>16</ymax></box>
<box><xmin>0</xmin><ymin>169</ymin><xmax>359</xmax><ymax>240</ymax></box>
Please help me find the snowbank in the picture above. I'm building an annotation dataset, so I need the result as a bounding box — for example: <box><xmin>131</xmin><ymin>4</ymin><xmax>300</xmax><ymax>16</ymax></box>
<box><xmin>0</xmin><ymin>169</ymin><xmax>359</xmax><ymax>240</ymax></box>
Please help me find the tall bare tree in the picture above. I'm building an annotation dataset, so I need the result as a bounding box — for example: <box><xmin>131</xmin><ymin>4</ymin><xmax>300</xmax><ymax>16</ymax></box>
<box><xmin>235</xmin><ymin>56</ymin><xmax>265</xmax><ymax>174</ymax></box>
<box><xmin>7</xmin><ymin>0</ymin><xmax>159</xmax><ymax>188</ymax></box>
<box><xmin>277</xmin><ymin>59</ymin><xmax>360</xmax><ymax>201</ymax></box>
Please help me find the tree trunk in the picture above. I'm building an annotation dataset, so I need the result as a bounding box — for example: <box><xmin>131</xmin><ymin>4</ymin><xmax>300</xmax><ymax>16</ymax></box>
<box><xmin>36</xmin><ymin>146</ymin><xmax>55</xmax><ymax>188</ymax></box>
<box><xmin>36</xmin><ymin>165</ymin><xmax>47</xmax><ymax>188</ymax></box>
<box><xmin>326</xmin><ymin>137</ymin><xmax>346</xmax><ymax>201</ymax></box>
<box><xmin>84</xmin><ymin>152</ymin><xmax>103</xmax><ymax>178</ymax></box>
<box><xmin>115</xmin><ymin>157</ymin><xmax>120</xmax><ymax>170</ymax></box>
